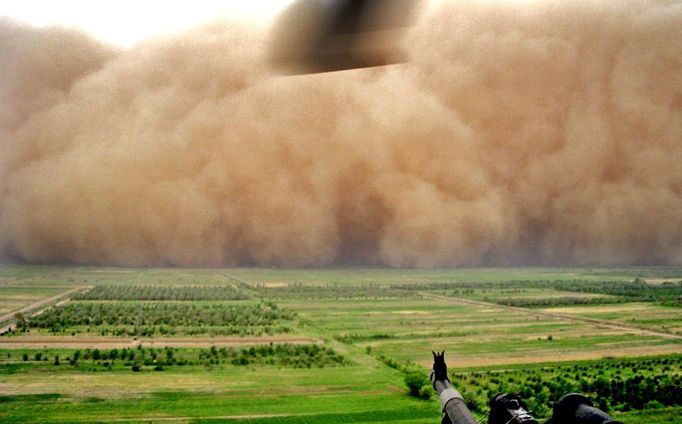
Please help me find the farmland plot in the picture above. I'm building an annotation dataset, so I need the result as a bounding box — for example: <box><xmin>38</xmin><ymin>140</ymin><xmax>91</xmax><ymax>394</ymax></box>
<box><xmin>1</xmin><ymin>266</ymin><xmax>681</xmax><ymax>423</ymax></box>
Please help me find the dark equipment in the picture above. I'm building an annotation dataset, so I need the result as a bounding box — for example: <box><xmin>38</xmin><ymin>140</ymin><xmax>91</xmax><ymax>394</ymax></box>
<box><xmin>269</xmin><ymin>0</ymin><xmax>420</xmax><ymax>73</ymax></box>
<box><xmin>545</xmin><ymin>394</ymin><xmax>623</xmax><ymax>424</ymax></box>
<box><xmin>431</xmin><ymin>352</ymin><xmax>623</xmax><ymax>424</ymax></box>
<box><xmin>431</xmin><ymin>351</ymin><xmax>478</xmax><ymax>424</ymax></box>
<box><xmin>489</xmin><ymin>393</ymin><xmax>538</xmax><ymax>424</ymax></box>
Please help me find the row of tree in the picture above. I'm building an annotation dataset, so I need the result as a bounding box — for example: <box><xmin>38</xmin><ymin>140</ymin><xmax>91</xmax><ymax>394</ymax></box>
<box><xmin>11</xmin><ymin>343</ymin><xmax>348</xmax><ymax>370</ymax></box>
<box><xmin>24</xmin><ymin>301</ymin><xmax>293</xmax><ymax>327</ymax></box>
<box><xmin>16</xmin><ymin>301</ymin><xmax>296</xmax><ymax>336</ymax></box>
<box><xmin>493</xmin><ymin>296</ymin><xmax>623</xmax><ymax>308</ymax></box>
<box><xmin>254</xmin><ymin>284</ymin><xmax>411</xmax><ymax>300</ymax></box>
<box><xmin>74</xmin><ymin>285</ymin><xmax>249</xmax><ymax>301</ymax></box>
<box><xmin>554</xmin><ymin>278</ymin><xmax>682</xmax><ymax>303</ymax></box>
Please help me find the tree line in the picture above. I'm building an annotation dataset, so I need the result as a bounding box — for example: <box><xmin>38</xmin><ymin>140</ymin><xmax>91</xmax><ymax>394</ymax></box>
<box><xmin>5</xmin><ymin>343</ymin><xmax>348</xmax><ymax>371</ymax></box>
<box><xmin>13</xmin><ymin>301</ymin><xmax>295</xmax><ymax>336</ymax></box>
<box><xmin>74</xmin><ymin>285</ymin><xmax>249</xmax><ymax>301</ymax></box>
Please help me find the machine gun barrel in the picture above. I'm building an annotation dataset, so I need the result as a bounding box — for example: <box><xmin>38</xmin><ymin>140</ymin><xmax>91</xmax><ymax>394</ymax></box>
<box><xmin>431</xmin><ymin>377</ymin><xmax>478</xmax><ymax>424</ymax></box>
<box><xmin>431</xmin><ymin>352</ymin><xmax>477</xmax><ymax>424</ymax></box>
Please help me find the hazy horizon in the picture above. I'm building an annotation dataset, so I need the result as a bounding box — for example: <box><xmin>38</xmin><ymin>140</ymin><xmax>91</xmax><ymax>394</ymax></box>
<box><xmin>2</xmin><ymin>0</ymin><xmax>682</xmax><ymax>268</ymax></box>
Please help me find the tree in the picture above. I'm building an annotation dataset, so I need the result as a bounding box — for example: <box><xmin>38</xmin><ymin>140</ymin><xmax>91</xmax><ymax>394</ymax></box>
<box><xmin>14</xmin><ymin>312</ymin><xmax>28</xmax><ymax>332</ymax></box>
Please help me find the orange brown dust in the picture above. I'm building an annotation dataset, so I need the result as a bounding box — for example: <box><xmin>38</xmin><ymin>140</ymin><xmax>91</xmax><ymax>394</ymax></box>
<box><xmin>1</xmin><ymin>0</ymin><xmax>681</xmax><ymax>268</ymax></box>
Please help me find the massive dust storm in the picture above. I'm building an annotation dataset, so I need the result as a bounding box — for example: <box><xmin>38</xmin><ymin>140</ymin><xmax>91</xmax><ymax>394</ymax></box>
<box><xmin>1</xmin><ymin>0</ymin><xmax>681</xmax><ymax>267</ymax></box>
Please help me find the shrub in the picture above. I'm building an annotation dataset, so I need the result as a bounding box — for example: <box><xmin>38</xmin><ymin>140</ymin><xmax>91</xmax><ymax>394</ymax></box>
<box><xmin>644</xmin><ymin>400</ymin><xmax>664</xmax><ymax>409</ymax></box>
<box><xmin>404</xmin><ymin>370</ymin><xmax>431</xmax><ymax>400</ymax></box>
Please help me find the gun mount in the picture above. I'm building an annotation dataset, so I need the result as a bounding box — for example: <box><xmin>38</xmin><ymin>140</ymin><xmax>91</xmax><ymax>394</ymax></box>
<box><xmin>546</xmin><ymin>394</ymin><xmax>623</xmax><ymax>424</ymax></box>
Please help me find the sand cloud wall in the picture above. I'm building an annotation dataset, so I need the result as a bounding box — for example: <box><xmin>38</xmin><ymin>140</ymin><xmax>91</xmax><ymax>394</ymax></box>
<box><xmin>1</xmin><ymin>0</ymin><xmax>681</xmax><ymax>267</ymax></box>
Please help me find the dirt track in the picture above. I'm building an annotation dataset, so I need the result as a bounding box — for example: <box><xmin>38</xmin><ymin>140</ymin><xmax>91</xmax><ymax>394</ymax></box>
<box><xmin>216</xmin><ymin>271</ymin><xmax>255</xmax><ymax>288</ymax></box>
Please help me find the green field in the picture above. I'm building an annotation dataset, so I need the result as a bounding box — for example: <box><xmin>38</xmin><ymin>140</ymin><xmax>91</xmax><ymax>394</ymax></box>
<box><xmin>1</xmin><ymin>266</ymin><xmax>681</xmax><ymax>423</ymax></box>
<box><xmin>544</xmin><ymin>303</ymin><xmax>682</xmax><ymax>335</ymax></box>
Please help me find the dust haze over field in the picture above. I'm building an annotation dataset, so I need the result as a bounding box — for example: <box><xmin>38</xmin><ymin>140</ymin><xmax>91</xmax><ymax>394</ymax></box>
<box><xmin>1</xmin><ymin>0</ymin><xmax>681</xmax><ymax>267</ymax></box>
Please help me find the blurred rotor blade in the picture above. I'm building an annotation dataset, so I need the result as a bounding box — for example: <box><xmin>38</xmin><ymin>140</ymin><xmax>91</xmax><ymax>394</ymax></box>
<box><xmin>269</xmin><ymin>0</ymin><xmax>421</xmax><ymax>74</ymax></box>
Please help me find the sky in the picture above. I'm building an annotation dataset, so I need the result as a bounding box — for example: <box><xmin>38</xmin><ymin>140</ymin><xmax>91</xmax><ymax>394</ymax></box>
<box><xmin>0</xmin><ymin>0</ymin><xmax>294</xmax><ymax>47</ymax></box>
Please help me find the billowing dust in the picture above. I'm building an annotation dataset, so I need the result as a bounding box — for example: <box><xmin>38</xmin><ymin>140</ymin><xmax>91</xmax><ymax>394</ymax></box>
<box><xmin>1</xmin><ymin>0</ymin><xmax>681</xmax><ymax>267</ymax></box>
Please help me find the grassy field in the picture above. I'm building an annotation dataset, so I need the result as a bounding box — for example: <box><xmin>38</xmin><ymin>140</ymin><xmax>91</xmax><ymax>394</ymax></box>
<box><xmin>281</xmin><ymin>297</ymin><xmax>680</xmax><ymax>366</ymax></box>
<box><xmin>545</xmin><ymin>303</ymin><xmax>682</xmax><ymax>335</ymax></box>
<box><xmin>0</xmin><ymin>265</ymin><xmax>681</xmax><ymax>423</ymax></box>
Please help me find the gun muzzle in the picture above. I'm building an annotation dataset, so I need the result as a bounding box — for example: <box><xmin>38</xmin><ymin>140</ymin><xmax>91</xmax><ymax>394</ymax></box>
<box><xmin>548</xmin><ymin>393</ymin><xmax>623</xmax><ymax>424</ymax></box>
<box><xmin>431</xmin><ymin>352</ymin><xmax>477</xmax><ymax>424</ymax></box>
